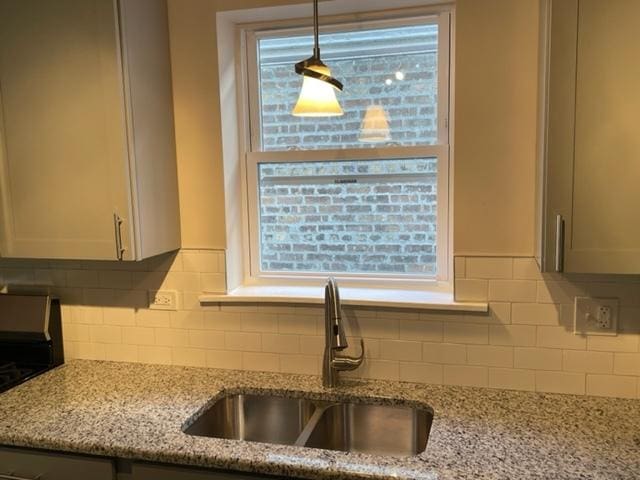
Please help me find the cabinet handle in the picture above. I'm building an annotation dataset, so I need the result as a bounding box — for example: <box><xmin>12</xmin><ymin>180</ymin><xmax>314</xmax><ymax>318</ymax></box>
<box><xmin>554</xmin><ymin>214</ymin><xmax>564</xmax><ymax>272</ymax></box>
<box><xmin>0</xmin><ymin>474</ymin><xmax>40</xmax><ymax>480</ymax></box>
<box><xmin>113</xmin><ymin>213</ymin><xmax>126</xmax><ymax>261</ymax></box>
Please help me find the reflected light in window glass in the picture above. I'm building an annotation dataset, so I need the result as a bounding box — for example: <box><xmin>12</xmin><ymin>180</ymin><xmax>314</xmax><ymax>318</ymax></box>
<box><xmin>257</xmin><ymin>23</ymin><xmax>438</xmax><ymax>151</ymax></box>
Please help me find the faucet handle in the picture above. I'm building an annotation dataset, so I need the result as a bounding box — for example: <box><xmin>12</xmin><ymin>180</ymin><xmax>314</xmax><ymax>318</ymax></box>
<box><xmin>331</xmin><ymin>339</ymin><xmax>365</xmax><ymax>371</ymax></box>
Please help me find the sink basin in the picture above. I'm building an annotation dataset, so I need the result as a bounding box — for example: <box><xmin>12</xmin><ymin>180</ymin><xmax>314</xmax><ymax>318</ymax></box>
<box><xmin>305</xmin><ymin>402</ymin><xmax>433</xmax><ymax>457</ymax></box>
<box><xmin>184</xmin><ymin>393</ymin><xmax>317</xmax><ymax>446</ymax></box>
<box><xmin>184</xmin><ymin>392</ymin><xmax>433</xmax><ymax>457</ymax></box>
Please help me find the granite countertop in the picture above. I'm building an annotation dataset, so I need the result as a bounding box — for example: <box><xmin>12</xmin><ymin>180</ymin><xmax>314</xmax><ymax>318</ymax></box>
<box><xmin>1</xmin><ymin>361</ymin><xmax>639</xmax><ymax>479</ymax></box>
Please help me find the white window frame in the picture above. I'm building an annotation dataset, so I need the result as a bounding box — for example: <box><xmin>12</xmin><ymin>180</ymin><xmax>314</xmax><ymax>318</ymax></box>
<box><xmin>237</xmin><ymin>7</ymin><xmax>453</xmax><ymax>290</ymax></box>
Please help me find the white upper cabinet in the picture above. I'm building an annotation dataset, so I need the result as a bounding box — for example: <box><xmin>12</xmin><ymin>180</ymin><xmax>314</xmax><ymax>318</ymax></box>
<box><xmin>538</xmin><ymin>0</ymin><xmax>640</xmax><ymax>273</ymax></box>
<box><xmin>0</xmin><ymin>0</ymin><xmax>180</xmax><ymax>261</ymax></box>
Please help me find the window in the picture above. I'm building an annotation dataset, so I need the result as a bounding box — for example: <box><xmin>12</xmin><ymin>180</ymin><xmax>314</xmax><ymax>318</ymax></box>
<box><xmin>241</xmin><ymin>10</ymin><xmax>451</xmax><ymax>286</ymax></box>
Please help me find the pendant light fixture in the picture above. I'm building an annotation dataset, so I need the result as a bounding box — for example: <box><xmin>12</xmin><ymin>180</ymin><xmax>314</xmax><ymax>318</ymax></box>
<box><xmin>292</xmin><ymin>0</ymin><xmax>344</xmax><ymax>117</ymax></box>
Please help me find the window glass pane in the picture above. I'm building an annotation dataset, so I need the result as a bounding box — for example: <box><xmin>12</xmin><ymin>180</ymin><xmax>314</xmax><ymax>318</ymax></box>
<box><xmin>258</xmin><ymin>158</ymin><xmax>437</xmax><ymax>275</ymax></box>
<box><xmin>257</xmin><ymin>23</ymin><xmax>439</xmax><ymax>151</ymax></box>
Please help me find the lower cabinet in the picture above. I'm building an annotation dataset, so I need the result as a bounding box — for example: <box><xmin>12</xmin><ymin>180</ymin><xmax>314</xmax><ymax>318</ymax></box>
<box><xmin>0</xmin><ymin>448</ymin><xmax>284</xmax><ymax>480</ymax></box>
<box><xmin>127</xmin><ymin>462</ymin><xmax>279</xmax><ymax>480</ymax></box>
<box><xmin>0</xmin><ymin>447</ymin><xmax>115</xmax><ymax>480</ymax></box>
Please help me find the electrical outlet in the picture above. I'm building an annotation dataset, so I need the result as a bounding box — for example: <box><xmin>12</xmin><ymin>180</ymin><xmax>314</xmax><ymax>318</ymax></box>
<box><xmin>574</xmin><ymin>297</ymin><xmax>618</xmax><ymax>336</ymax></box>
<box><xmin>148</xmin><ymin>290</ymin><xmax>179</xmax><ymax>311</ymax></box>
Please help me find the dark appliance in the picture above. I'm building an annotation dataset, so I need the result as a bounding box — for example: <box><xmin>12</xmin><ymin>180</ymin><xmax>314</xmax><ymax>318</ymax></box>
<box><xmin>0</xmin><ymin>294</ymin><xmax>64</xmax><ymax>393</ymax></box>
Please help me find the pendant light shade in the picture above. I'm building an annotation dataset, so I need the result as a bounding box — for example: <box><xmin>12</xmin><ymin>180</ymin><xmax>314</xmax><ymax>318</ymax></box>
<box><xmin>292</xmin><ymin>64</ymin><xmax>343</xmax><ymax>117</ymax></box>
<box><xmin>292</xmin><ymin>0</ymin><xmax>343</xmax><ymax>117</ymax></box>
<box><xmin>359</xmin><ymin>105</ymin><xmax>391</xmax><ymax>142</ymax></box>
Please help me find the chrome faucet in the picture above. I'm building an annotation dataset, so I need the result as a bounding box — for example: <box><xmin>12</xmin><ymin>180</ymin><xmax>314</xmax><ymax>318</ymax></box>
<box><xmin>322</xmin><ymin>277</ymin><xmax>364</xmax><ymax>387</ymax></box>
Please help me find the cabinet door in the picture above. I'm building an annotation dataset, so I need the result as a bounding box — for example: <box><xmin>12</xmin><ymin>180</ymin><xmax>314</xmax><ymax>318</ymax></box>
<box><xmin>543</xmin><ymin>0</ymin><xmax>640</xmax><ymax>273</ymax></box>
<box><xmin>0</xmin><ymin>0</ymin><xmax>134</xmax><ymax>260</ymax></box>
<box><xmin>568</xmin><ymin>0</ymin><xmax>640</xmax><ymax>272</ymax></box>
<box><xmin>0</xmin><ymin>446</ymin><xmax>115</xmax><ymax>480</ymax></box>
<box><xmin>130</xmin><ymin>463</ymin><xmax>279</xmax><ymax>480</ymax></box>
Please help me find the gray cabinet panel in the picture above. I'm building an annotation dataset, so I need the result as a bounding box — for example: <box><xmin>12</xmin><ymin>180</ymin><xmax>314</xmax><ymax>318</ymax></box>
<box><xmin>0</xmin><ymin>0</ymin><xmax>180</xmax><ymax>261</ymax></box>
<box><xmin>0</xmin><ymin>447</ymin><xmax>115</xmax><ymax>480</ymax></box>
<box><xmin>540</xmin><ymin>0</ymin><xmax>640</xmax><ymax>273</ymax></box>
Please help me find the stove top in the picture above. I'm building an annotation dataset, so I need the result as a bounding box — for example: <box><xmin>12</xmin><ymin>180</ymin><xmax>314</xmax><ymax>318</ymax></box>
<box><xmin>0</xmin><ymin>361</ymin><xmax>46</xmax><ymax>393</ymax></box>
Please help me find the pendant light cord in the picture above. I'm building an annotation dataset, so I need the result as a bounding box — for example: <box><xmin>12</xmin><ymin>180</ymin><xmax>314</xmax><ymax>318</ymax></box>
<box><xmin>313</xmin><ymin>0</ymin><xmax>320</xmax><ymax>58</ymax></box>
<box><xmin>293</xmin><ymin>0</ymin><xmax>344</xmax><ymax>91</ymax></box>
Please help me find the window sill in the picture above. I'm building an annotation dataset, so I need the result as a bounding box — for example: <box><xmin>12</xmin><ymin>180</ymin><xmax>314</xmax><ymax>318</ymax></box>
<box><xmin>199</xmin><ymin>285</ymin><xmax>488</xmax><ymax>312</ymax></box>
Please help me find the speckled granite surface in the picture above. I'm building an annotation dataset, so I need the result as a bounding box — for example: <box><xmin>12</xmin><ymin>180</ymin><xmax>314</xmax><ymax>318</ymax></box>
<box><xmin>1</xmin><ymin>360</ymin><xmax>639</xmax><ymax>479</ymax></box>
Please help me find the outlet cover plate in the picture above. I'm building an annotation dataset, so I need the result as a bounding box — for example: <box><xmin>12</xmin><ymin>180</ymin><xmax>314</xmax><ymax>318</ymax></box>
<box><xmin>148</xmin><ymin>290</ymin><xmax>179</xmax><ymax>311</ymax></box>
<box><xmin>574</xmin><ymin>297</ymin><xmax>618</xmax><ymax>336</ymax></box>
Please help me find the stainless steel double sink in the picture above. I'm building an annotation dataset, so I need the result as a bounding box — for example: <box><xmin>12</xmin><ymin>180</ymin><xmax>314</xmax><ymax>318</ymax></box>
<box><xmin>183</xmin><ymin>393</ymin><xmax>433</xmax><ymax>457</ymax></box>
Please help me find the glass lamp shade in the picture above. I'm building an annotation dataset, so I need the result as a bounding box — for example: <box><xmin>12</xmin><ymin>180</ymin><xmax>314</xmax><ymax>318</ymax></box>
<box><xmin>358</xmin><ymin>105</ymin><xmax>391</xmax><ymax>142</ymax></box>
<box><xmin>292</xmin><ymin>64</ymin><xmax>343</xmax><ymax>117</ymax></box>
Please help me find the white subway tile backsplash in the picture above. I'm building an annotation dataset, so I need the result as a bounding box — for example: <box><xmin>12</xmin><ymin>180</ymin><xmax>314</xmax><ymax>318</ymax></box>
<box><xmin>489</xmin><ymin>368</ymin><xmax>535</xmax><ymax>391</ymax></box>
<box><xmin>172</xmin><ymin>347</ymin><xmax>206</xmax><ymax>367</ymax></box>
<box><xmin>400</xmin><ymin>362</ymin><xmax>442</xmax><ymax>384</ymax></box>
<box><xmin>203</xmin><ymin>311</ymin><xmax>240</xmax><ymax>331</ymax></box>
<box><xmin>511</xmin><ymin>303</ymin><xmax>561</xmax><ymax>326</ymax></box>
<box><xmin>587</xmin><ymin>334</ymin><xmax>639</xmax><ymax>353</ymax></box>
<box><xmin>206</xmin><ymin>349</ymin><xmax>242</xmax><ymax>370</ymax></box>
<box><xmin>225</xmin><ymin>332</ymin><xmax>261</xmax><ymax>352</ymax></box>
<box><xmin>189</xmin><ymin>330</ymin><xmax>226</xmax><ymax>349</ymax></box>
<box><xmin>467</xmin><ymin>345</ymin><xmax>513</xmax><ymax>368</ymax></box>
<box><xmin>358</xmin><ymin>359</ymin><xmax>399</xmax><ymax>381</ymax></box>
<box><xmin>201</xmin><ymin>273</ymin><xmax>226</xmax><ymax>293</ymax></box>
<box><xmin>278</xmin><ymin>314</ymin><xmax>318</xmax><ymax>336</ymax></box>
<box><xmin>280</xmin><ymin>355</ymin><xmax>319</xmax><ymax>375</ymax></box>
<box><xmin>379</xmin><ymin>340</ymin><xmax>422</xmax><ymax>361</ymax></box>
<box><xmin>563</xmin><ymin>350</ymin><xmax>614</xmax><ymax>374</ymax></box>
<box><xmin>246</xmin><ymin>352</ymin><xmax>282</xmax><ymax>373</ymax></box>
<box><xmin>89</xmin><ymin>325</ymin><xmax>122</xmax><ymax>344</ymax></box>
<box><xmin>489</xmin><ymin>280</ymin><xmax>537</xmax><ymax>303</ymax></box>
<box><xmin>422</xmin><ymin>342</ymin><xmax>467</xmax><ymax>365</ymax></box>
<box><xmin>105</xmin><ymin>344</ymin><xmax>138</xmax><ymax>363</ymax></box>
<box><xmin>586</xmin><ymin>375</ymin><xmax>637</xmax><ymax>399</ymax></box>
<box><xmin>399</xmin><ymin>319</ymin><xmax>443</xmax><ymax>342</ymax></box>
<box><xmin>512</xmin><ymin>258</ymin><xmax>543</xmax><ymax>280</ymax></box>
<box><xmin>444</xmin><ymin>323</ymin><xmax>488</xmax><ymax>344</ymax></box>
<box><xmin>443</xmin><ymin>365</ymin><xmax>488</xmax><ymax>387</ymax></box>
<box><xmin>182</xmin><ymin>251</ymin><xmax>219</xmax><ymax>273</ymax></box>
<box><xmin>466</xmin><ymin>257</ymin><xmax>513</xmax><ymax>279</ymax></box>
<box><xmin>136</xmin><ymin>310</ymin><xmax>171</xmax><ymax>328</ymax></box>
<box><xmin>535</xmin><ymin>371</ymin><xmax>585</xmax><ymax>395</ymax></box>
<box><xmin>262</xmin><ymin>334</ymin><xmax>300</xmax><ymax>354</ymax></box>
<box><xmin>514</xmin><ymin>347</ymin><xmax>562</xmax><ymax>371</ymax></box>
<box><xmin>98</xmin><ymin>270</ymin><xmax>132</xmax><ymax>289</ymax></box>
<box><xmin>536</xmin><ymin>326</ymin><xmax>586</xmax><ymax>350</ymax></box>
<box><xmin>5</xmin><ymin>252</ymin><xmax>640</xmax><ymax>399</ymax></box>
<box><xmin>356</xmin><ymin>317</ymin><xmax>399</xmax><ymax>339</ymax></box>
<box><xmin>299</xmin><ymin>336</ymin><xmax>324</xmax><ymax>355</ymax></box>
<box><xmin>103</xmin><ymin>307</ymin><xmax>136</xmax><ymax>326</ymax></box>
<box><xmin>613</xmin><ymin>353</ymin><xmax>640</xmax><ymax>376</ymax></box>
<box><xmin>454</xmin><ymin>279</ymin><xmax>488</xmax><ymax>302</ymax></box>
<box><xmin>171</xmin><ymin>311</ymin><xmax>204</xmax><ymax>330</ymax></box>
<box><xmin>155</xmin><ymin>328</ymin><xmax>189</xmax><ymax>347</ymax></box>
<box><xmin>138</xmin><ymin>345</ymin><xmax>172</xmax><ymax>365</ymax></box>
<box><xmin>241</xmin><ymin>313</ymin><xmax>279</xmax><ymax>333</ymax></box>
<box><xmin>489</xmin><ymin>324</ymin><xmax>536</xmax><ymax>346</ymax></box>
<box><xmin>137</xmin><ymin>346</ymin><xmax>172</xmax><ymax>365</ymax></box>
<box><xmin>122</xmin><ymin>326</ymin><xmax>155</xmax><ymax>346</ymax></box>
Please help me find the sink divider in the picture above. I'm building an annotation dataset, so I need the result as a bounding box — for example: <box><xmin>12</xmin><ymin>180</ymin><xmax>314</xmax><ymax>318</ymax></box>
<box><xmin>294</xmin><ymin>404</ymin><xmax>331</xmax><ymax>447</ymax></box>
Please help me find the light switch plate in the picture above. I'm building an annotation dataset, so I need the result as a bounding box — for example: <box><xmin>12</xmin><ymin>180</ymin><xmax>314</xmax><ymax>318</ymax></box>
<box><xmin>574</xmin><ymin>297</ymin><xmax>618</xmax><ymax>336</ymax></box>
